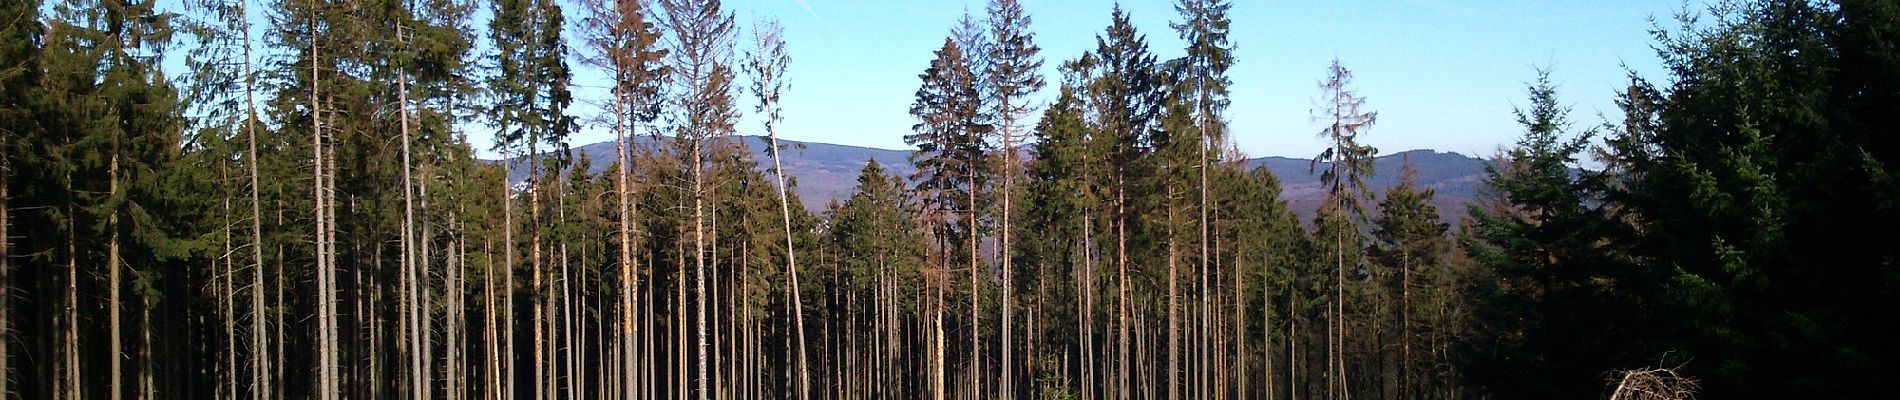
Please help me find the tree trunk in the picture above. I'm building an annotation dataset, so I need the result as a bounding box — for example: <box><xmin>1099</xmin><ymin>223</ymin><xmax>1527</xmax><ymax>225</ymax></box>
<box><xmin>1116</xmin><ymin>175</ymin><xmax>1129</xmax><ymax>400</ymax></box>
<box><xmin>967</xmin><ymin>170</ymin><xmax>981</xmax><ymax>399</ymax></box>
<box><xmin>1168</xmin><ymin>185</ymin><xmax>1179</xmax><ymax>400</ymax></box>
<box><xmin>0</xmin><ymin>105</ymin><xmax>9</xmax><ymax>400</ymax></box>
<box><xmin>999</xmin><ymin>95</ymin><xmax>1015</xmax><ymax>400</ymax></box>
<box><xmin>111</xmin><ymin>144</ymin><xmax>124</xmax><ymax>400</ymax></box>
<box><xmin>500</xmin><ymin>148</ymin><xmax>516</xmax><ymax>400</ymax></box>
<box><xmin>1081</xmin><ymin>213</ymin><xmax>1095</xmax><ymax>400</ymax></box>
<box><xmin>448</xmin><ymin>220</ymin><xmax>463</xmax><ymax>400</ymax></box>
<box><xmin>225</xmin><ymin>195</ymin><xmax>237</xmax><ymax>400</ymax></box>
<box><xmin>237</xmin><ymin>0</ymin><xmax>271</xmax><ymax>396</ymax></box>
<box><xmin>484</xmin><ymin>237</ymin><xmax>501</xmax><ymax>400</ymax></box>
<box><xmin>64</xmin><ymin>200</ymin><xmax>79</xmax><ymax>400</ymax></box>
<box><xmin>616</xmin><ymin>84</ymin><xmax>637</xmax><ymax>400</ymax></box>
<box><xmin>398</xmin><ymin>47</ymin><xmax>425</xmax><ymax>400</ymax></box>
<box><xmin>310</xmin><ymin>15</ymin><xmax>339</xmax><ymax>399</ymax></box>
<box><xmin>530</xmin><ymin>136</ymin><xmax>547</xmax><ymax>400</ymax></box>
<box><xmin>692</xmin><ymin>140</ymin><xmax>709</xmax><ymax>400</ymax></box>
<box><xmin>764</xmin><ymin>110</ymin><xmax>810</xmax><ymax>400</ymax></box>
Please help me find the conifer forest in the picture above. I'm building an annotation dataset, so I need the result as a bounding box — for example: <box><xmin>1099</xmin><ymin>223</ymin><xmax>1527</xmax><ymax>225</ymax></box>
<box><xmin>2</xmin><ymin>0</ymin><xmax>1898</xmax><ymax>398</ymax></box>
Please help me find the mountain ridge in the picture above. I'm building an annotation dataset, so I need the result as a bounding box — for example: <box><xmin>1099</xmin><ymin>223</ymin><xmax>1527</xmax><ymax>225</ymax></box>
<box><xmin>498</xmin><ymin>135</ymin><xmax>1492</xmax><ymax>223</ymax></box>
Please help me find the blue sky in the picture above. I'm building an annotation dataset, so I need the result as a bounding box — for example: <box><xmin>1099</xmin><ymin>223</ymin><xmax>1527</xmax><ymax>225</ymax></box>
<box><xmin>151</xmin><ymin>0</ymin><xmax>1695</xmax><ymax>159</ymax></box>
<box><xmin>615</xmin><ymin>0</ymin><xmax>1692</xmax><ymax>160</ymax></box>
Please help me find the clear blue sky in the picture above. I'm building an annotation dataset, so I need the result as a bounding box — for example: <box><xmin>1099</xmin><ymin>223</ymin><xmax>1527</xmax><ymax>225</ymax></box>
<box><xmin>596</xmin><ymin>0</ymin><xmax>1685</xmax><ymax>160</ymax></box>
<box><xmin>150</xmin><ymin>0</ymin><xmax>1693</xmax><ymax>159</ymax></box>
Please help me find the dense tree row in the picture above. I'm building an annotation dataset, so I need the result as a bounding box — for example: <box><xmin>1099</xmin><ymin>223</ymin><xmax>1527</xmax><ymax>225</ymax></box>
<box><xmin>0</xmin><ymin>0</ymin><xmax>1895</xmax><ymax>399</ymax></box>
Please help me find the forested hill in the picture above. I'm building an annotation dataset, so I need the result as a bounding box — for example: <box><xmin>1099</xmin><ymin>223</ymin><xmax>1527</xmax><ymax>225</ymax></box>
<box><xmin>507</xmin><ymin>136</ymin><xmax>1490</xmax><ymax>220</ymax></box>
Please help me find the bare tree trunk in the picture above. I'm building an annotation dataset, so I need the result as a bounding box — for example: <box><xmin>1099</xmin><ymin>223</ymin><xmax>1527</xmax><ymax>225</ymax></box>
<box><xmin>310</xmin><ymin>15</ymin><xmax>339</xmax><ymax>399</ymax></box>
<box><xmin>531</xmin><ymin>136</ymin><xmax>548</xmax><ymax>400</ymax></box>
<box><xmin>1235</xmin><ymin>224</ymin><xmax>1247</xmax><ymax>400</ymax></box>
<box><xmin>276</xmin><ymin>218</ymin><xmax>286</xmax><ymax>400</ymax></box>
<box><xmin>562</xmin><ymin>246</ymin><xmax>577</xmax><ymax>400</ymax></box>
<box><xmin>1168</xmin><ymin>186</ymin><xmax>1179</xmax><ymax>400</ymax></box>
<box><xmin>1081</xmin><ymin>214</ymin><xmax>1095</xmax><ymax>400</ymax></box>
<box><xmin>1400</xmin><ymin>249</ymin><xmax>1411</xmax><ymax>399</ymax></box>
<box><xmin>1264</xmin><ymin>266</ymin><xmax>1273</xmax><ymax>400</ymax></box>
<box><xmin>933</xmin><ymin>245</ymin><xmax>946</xmax><ymax>400</ymax></box>
<box><xmin>999</xmin><ymin>93</ymin><xmax>1015</xmax><ymax>400</ymax></box>
<box><xmin>1116</xmin><ymin>179</ymin><xmax>1129</xmax><ymax>400</ymax></box>
<box><xmin>111</xmin><ymin>144</ymin><xmax>124</xmax><ymax>400</ymax></box>
<box><xmin>65</xmin><ymin>201</ymin><xmax>80</xmax><ymax>400</ymax></box>
<box><xmin>499</xmin><ymin>158</ymin><xmax>516</xmax><ymax>400</ymax></box>
<box><xmin>225</xmin><ymin>195</ymin><xmax>237</xmax><ymax>400</ymax></box>
<box><xmin>398</xmin><ymin>43</ymin><xmax>426</xmax><ymax>400</ymax></box>
<box><xmin>762</xmin><ymin>92</ymin><xmax>810</xmax><ymax>400</ymax></box>
<box><xmin>1197</xmin><ymin>83</ymin><xmax>1213</xmax><ymax>400</ymax></box>
<box><xmin>448</xmin><ymin>220</ymin><xmax>463</xmax><ymax>400</ymax></box>
<box><xmin>616</xmin><ymin>81</ymin><xmax>637</xmax><ymax>400</ymax></box>
<box><xmin>677</xmin><ymin>229</ymin><xmax>687</xmax><ymax>400</ymax></box>
<box><xmin>484</xmin><ymin>237</ymin><xmax>500</xmax><ymax>400</ymax></box>
<box><xmin>237</xmin><ymin>0</ymin><xmax>270</xmax><ymax>395</ymax></box>
<box><xmin>968</xmin><ymin>171</ymin><xmax>981</xmax><ymax>400</ymax></box>
<box><xmin>692</xmin><ymin>140</ymin><xmax>709</xmax><ymax>400</ymax></box>
<box><xmin>0</xmin><ymin>107</ymin><xmax>9</xmax><ymax>400</ymax></box>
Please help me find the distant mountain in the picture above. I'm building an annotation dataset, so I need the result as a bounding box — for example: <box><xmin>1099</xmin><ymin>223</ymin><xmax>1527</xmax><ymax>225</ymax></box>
<box><xmin>1250</xmin><ymin>149</ymin><xmax>1491</xmax><ymax>224</ymax></box>
<box><xmin>501</xmin><ymin>135</ymin><xmax>917</xmax><ymax>211</ymax></box>
<box><xmin>500</xmin><ymin>136</ymin><xmax>1492</xmax><ymax>223</ymax></box>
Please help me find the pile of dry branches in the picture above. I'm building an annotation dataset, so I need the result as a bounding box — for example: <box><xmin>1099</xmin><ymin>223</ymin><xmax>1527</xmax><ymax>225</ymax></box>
<box><xmin>1608</xmin><ymin>367</ymin><xmax>1699</xmax><ymax>400</ymax></box>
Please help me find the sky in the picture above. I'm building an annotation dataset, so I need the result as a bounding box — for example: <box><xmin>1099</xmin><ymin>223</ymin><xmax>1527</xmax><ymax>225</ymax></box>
<box><xmin>559</xmin><ymin>0</ymin><xmax>1693</xmax><ymax>160</ymax></box>
<box><xmin>149</xmin><ymin>0</ymin><xmax>1697</xmax><ymax>160</ymax></box>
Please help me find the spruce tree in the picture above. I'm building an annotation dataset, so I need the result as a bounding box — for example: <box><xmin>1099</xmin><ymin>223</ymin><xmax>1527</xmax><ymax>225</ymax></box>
<box><xmin>1310</xmin><ymin>58</ymin><xmax>1376</xmax><ymax>400</ymax></box>
<box><xmin>982</xmin><ymin>2</ymin><xmax>1043</xmax><ymax>395</ymax></box>
<box><xmin>907</xmin><ymin>35</ymin><xmax>989</xmax><ymax>400</ymax></box>
<box><xmin>486</xmin><ymin>0</ymin><xmax>575</xmax><ymax>395</ymax></box>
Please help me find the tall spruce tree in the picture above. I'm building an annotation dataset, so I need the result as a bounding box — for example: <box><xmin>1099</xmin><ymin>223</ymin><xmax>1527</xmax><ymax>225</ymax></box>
<box><xmin>981</xmin><ymin>2</ymin><xmax>1043</xmax><ymax>396</ymax></box>
<box><xmin>1084</xmin><ymin>8</ymin><xmax>1164</xmax><ymax>396</ymax></box>
<box><xmin>0</xmin><ymin>0</ymin><xmax>42</xmax><ymax>394</ymax></box>
<box><xmin>1310</xmin><ymin>58</ymin><xmax>1376</xmax><ymax>400</ymax></box>
<box><xmin>907</xmin><ymin>36</ymin><xmax>989</xmax><ymax>400</ymax></box>
<box><xmin>486</xmin><ymin>0</ymin><xmax>576</xmax><ymax>396</ymax></box>
<box><xmin>1169</xmin><ymin>2</ymin><xmax>1231</xmax><ymax>396</ymax></box>
<box><xmin>656</xmin><ymin>0</ymin><xmax>738</xmax><ymax>398</ymax></box>
<box><xmin>1462</xmin><ymin>70</ymin><xmax>1622</xmax><ymax>399</ymax></box>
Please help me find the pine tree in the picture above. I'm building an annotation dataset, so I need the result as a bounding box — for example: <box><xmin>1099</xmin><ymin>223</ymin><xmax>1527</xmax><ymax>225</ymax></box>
<box><xmin>1022</xmin><ymin>79</ymin><xmax>1091</xmax><ymax>398</ymax></box>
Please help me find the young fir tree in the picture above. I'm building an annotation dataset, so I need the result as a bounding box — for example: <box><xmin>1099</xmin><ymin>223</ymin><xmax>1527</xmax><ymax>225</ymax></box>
<box><xmin>1371</xmin><ymin>161</ymin><xmax>1453</xmax><ymax>399</ymax></box>
<box><xmin>1462</xmin><ymin>70</ymin><xmax>1619</xmax><ymax>399</ymax></box>
<box><xmin>1021</xmin><ymin>74</ymin><xmax>1090</xmax><ymax>399</ymax></box>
